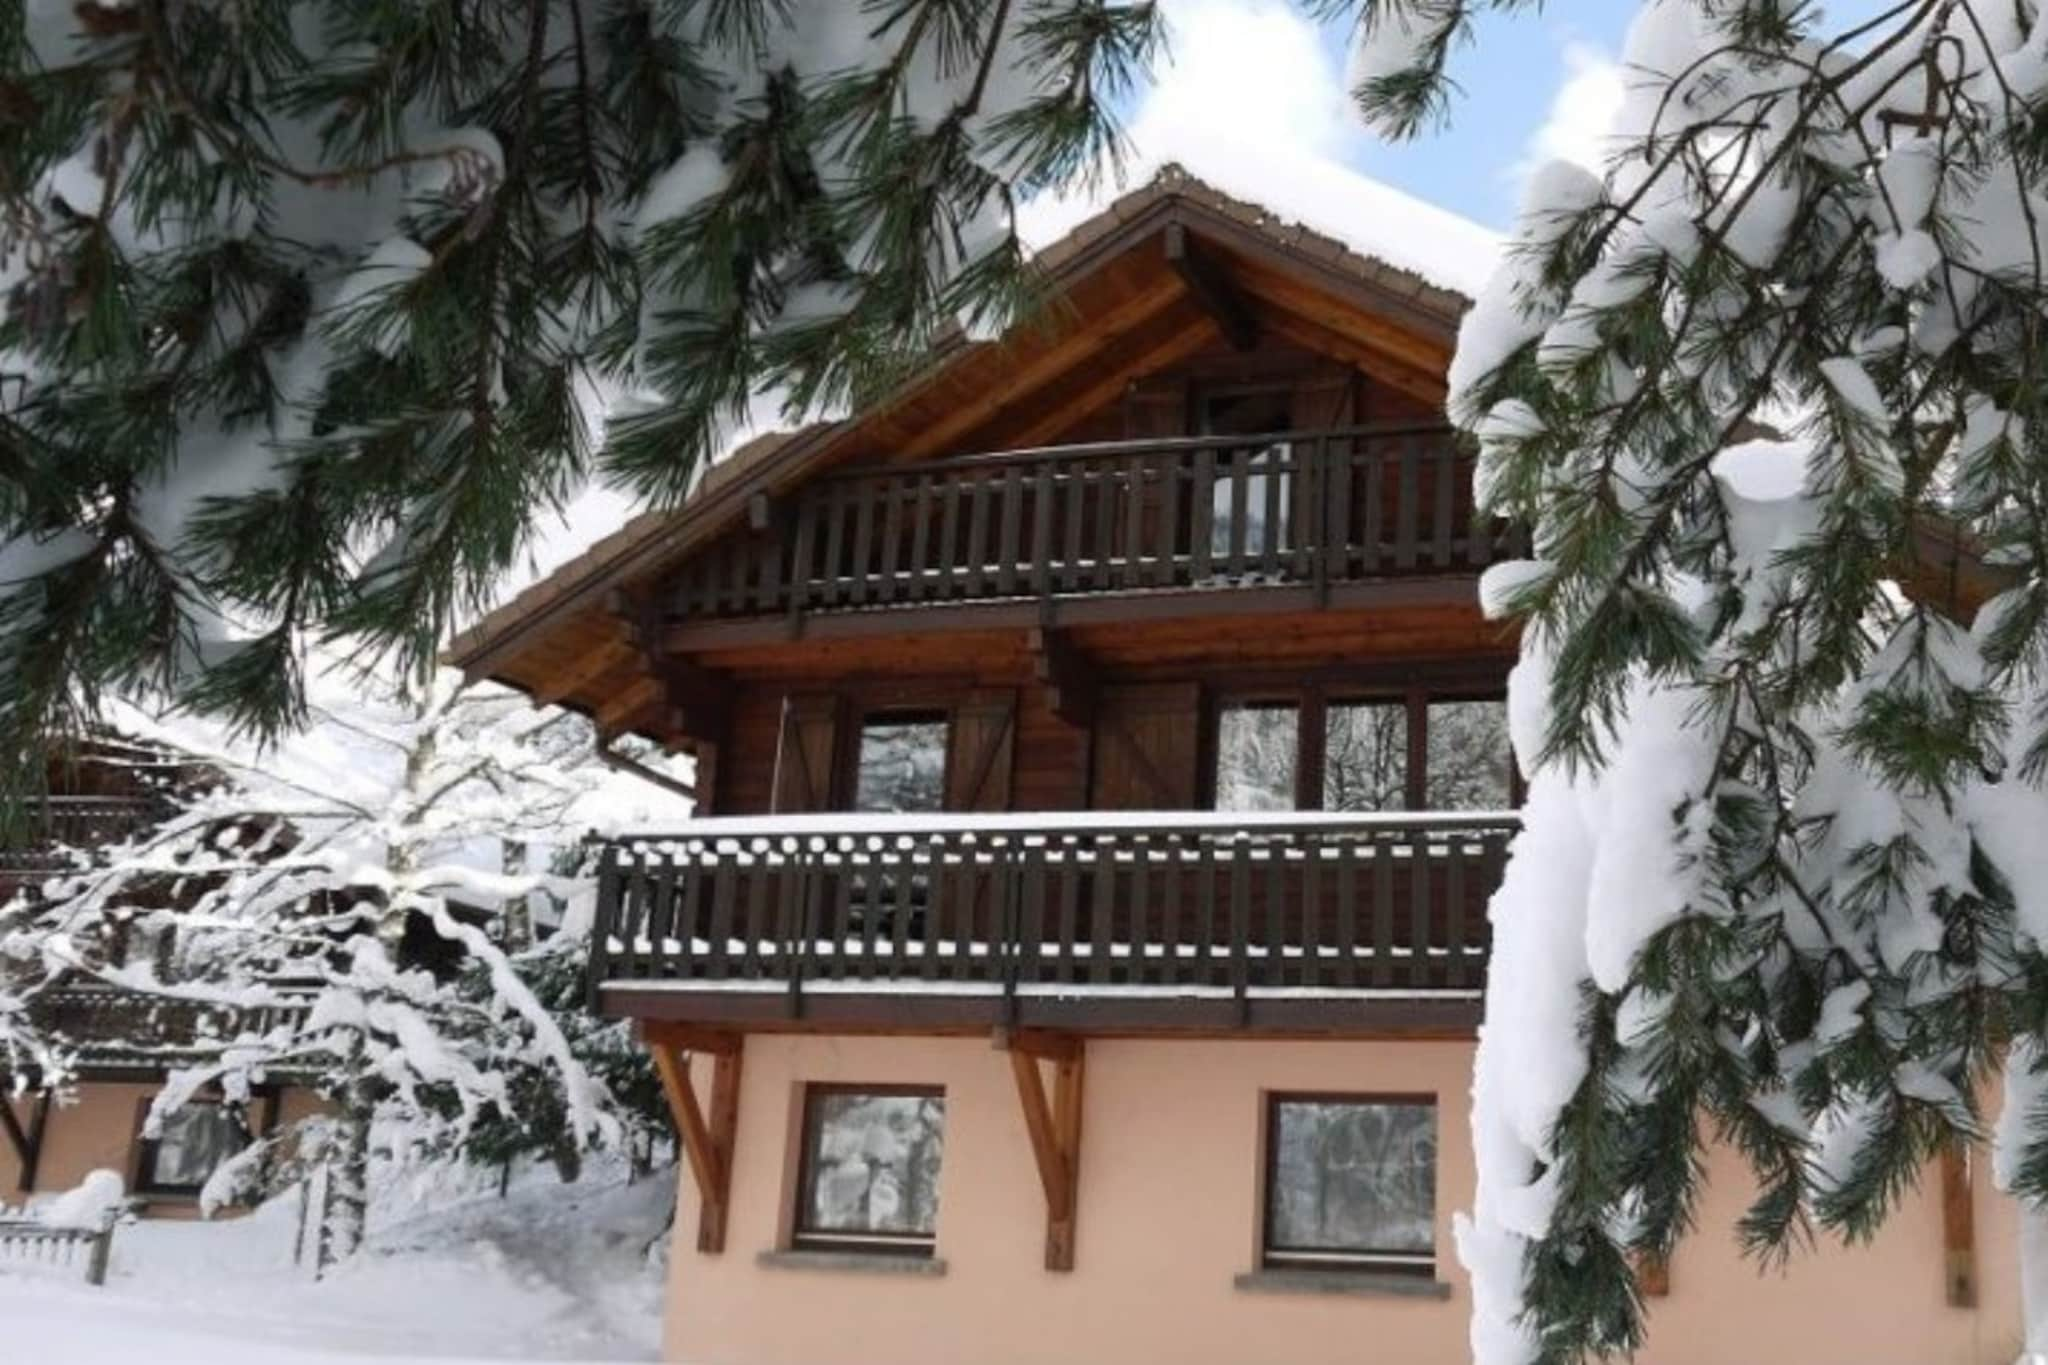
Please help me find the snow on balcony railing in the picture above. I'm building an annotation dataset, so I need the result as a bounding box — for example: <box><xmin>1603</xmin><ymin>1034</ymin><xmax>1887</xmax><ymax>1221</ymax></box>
<box><xmin>589</xmin><ymin>810</ymin><xmax>1517</xmax><ymax>1012</ymax></box>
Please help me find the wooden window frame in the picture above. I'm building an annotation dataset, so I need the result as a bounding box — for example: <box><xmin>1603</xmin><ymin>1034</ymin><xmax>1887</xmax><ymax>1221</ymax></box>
<box><xmin>844</xmin><ymin>708</ymin><xmax>952</xmax><ymax>815</ymax></box>
<box><xmin>1206</xmin><ymin>682</ymin><xmax>1512</xmax><ymax>813</ymax></box>
<box><xmin>1260</xmin><ymin>1091</ymin><xmax>1438</xmax><ymax>1276</ymax></box>
<box><xmin>792</xmin><ymin>1082</ymin><xmax>947</xmax><ymax>1258</ymax></box>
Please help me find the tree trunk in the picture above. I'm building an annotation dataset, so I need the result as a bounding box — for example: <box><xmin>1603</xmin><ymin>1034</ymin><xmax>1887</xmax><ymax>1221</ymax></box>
<box><xmin>316</xmin><ymin>1077</ymin><xmax>374</xmax><ymax>1278</ymax></box>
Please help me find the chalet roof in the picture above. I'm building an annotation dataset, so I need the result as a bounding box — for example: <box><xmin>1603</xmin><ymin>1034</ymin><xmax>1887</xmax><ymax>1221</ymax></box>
<box><xmin>445</xmin><ymin>165</ymin><xmax>1488</xmax><ymax>737</ymax></box>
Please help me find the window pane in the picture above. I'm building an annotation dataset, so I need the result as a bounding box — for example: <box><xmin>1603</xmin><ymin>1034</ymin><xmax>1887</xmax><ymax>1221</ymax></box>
<box><xmin>803</xmin><ymin>1093</ymin><xmax>946</xmax><ymax>1240</ymax></box>
<box><xmin>151</xmin><ymin>1105</ymin><xmax>247</xmax><ymax>1189</ymax></box>
<box><xmin>854</xmin><ymin>718</ymin><xmax>948</xmax><ymax>813</ymax></box>
<box><xmin>1269</xmin><ymin>1100</ymin><xmax>1435</xmax><ymax>1261</ymax></box>
<box><xmin>1324</xmin><ymin>702</ymin><xmax>1407</xmax><ymax>812</ymax></box>
<box><xmin>1426</xmin><ymin>701</ymin><xmax>1512</xmax><ymax>810</ymax></box>
<box><xmin>1215</xmin><ymin>704</ymin><xmax>1298</xmax><ymax>811</ymax></box>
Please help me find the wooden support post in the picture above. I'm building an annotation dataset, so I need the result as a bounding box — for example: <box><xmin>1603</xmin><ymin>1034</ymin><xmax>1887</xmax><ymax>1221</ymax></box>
<box><xmin>998</xmin><ymin>1030</ymin><xmax>1084</xmax><ymax>1270</ymax></box>
<box><xmin>0</xmin><ymin>1095</ymin><xmax>29</xmax><ymax>1173</ymax></box>
<box><xmin>4</xmin><ymin>1092</ymin><xmax>51</xmax><ymax>1194</ymax></box>
<box><xmin>1942</xmin><ymin>1142</ymin><xmax>1976</xmax><ymax>1308</ymax></box>
<box><xmin>641</xmin><ymin>1022</ymin><xmax>744</xmax><ymax>1254</ymax></box>
<box><xmin>1633</xmin><ymin>1249</ymin><xmax>1670</xmax><ymax>1298</ymax></box>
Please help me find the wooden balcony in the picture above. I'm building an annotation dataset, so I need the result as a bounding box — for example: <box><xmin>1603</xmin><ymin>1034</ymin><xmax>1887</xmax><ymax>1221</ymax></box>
<box><xmin>0</xmin><ymin>796</ymin><xmax>167</xmax><ymax>874</ymax></box>
<box><xmin>591</xmin><ymin>811</ymin><xmax>1516</xmax><ymax>1036</ymax></box>
<box><xmin>31</xmin><ymin>983</ymin><xmax>313</xmax><ymax>1075</ymax></box>
<box><xmin>668</xmin><ymin>425</ymin><xmax>1513</xmax><ymax>629</ymax></box>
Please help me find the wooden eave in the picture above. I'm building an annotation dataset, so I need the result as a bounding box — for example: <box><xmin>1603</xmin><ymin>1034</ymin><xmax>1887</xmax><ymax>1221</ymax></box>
<box><xmin>444</xmin><ymin>168</ymin><xmax>1477</xmax><ymax>745</ymax></box>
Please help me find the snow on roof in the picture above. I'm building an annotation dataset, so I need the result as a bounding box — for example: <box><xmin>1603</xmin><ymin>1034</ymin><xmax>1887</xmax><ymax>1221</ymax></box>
<box><xmin>1020</xmin><ymin>152</ymin><xmax>1502</xmax><ymax>303</ymax></box>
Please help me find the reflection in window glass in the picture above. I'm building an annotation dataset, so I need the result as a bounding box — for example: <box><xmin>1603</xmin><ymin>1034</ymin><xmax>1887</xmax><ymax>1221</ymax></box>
<box><xmin>1323</xmin><ymin>702</ymin><xmax>1407</xmax><ymax>812</ymax></box>
<box><xmin>146</xmin><ymin>1103</ymin><xmax>248</xmax><ymax>1191</ymax></box>
<box><xmin>854</xmin><ymin>716</ymin><xmax>948</xmax><ymax>813</ymax></box>
<box><xmin>1211</xmin><ymin>444</ymin><xmax>1294</xmax><ymax>559</ymax></box>
<box><xmin>1215</xmin><ymin>704</ymin><xmax>1298</xmax><ymax>811</ymax></box>
<box><xmin>1426</xmin><ymin>701</ymin><xmax>1512</xmax><ymax>810</ymax></box>
<box><xmin>1268</xmin><ymin>1099</ymin><xmax>1435</xmax><ymax>1269</ymax></box>
<box><xmin>799</xmin><ymin>1090</ymin><xmax>946</xmax><ymax>1248</ymax></box>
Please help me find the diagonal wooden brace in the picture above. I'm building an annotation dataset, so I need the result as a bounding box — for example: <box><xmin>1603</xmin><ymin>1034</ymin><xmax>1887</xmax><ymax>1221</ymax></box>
<box><xmin>642</xmin><ymin>1022</ymin><xmax>744</xmax><ymax>1254</ymax></box>
<box><xmin>999</xmin><ymin>1030</ymin><xmax>1084</xmax><ymax>1270</ymax></box>
<box><xmin>1942</xmin><ymin>1142</ymin><xmax>1976</xmax><ymax>1308</ymax></box>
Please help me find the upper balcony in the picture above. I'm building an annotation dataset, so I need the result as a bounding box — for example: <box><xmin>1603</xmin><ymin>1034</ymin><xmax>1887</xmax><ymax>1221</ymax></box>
<box><xmin>589</xmin><ymin>809</ymin><xmax>1515</xmax><ymax>1037</ymax></box>
<box><xmin>663</xmin><ymin>425</ymin><xmax>1518</xmax><ymax>640</ymax></box>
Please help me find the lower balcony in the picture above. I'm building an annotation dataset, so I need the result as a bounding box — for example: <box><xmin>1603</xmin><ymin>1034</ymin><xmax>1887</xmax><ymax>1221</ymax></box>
<box><xmin>590</xmin><ymin>811</ymin><xmax>1516</xmax><ymax>1036</ymax></box>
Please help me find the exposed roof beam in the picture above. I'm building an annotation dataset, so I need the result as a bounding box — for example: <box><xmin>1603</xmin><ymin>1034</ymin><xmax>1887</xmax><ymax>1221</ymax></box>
<box><xmin>1164</xmin><ymin>223</ymin><xmax>1257</xmax><ymax>352</ymax></box>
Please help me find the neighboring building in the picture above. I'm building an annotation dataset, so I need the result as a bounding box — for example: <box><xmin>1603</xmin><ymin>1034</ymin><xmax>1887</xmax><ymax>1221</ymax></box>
<box><xmin>0</xmin><ymin>743</ymin><xmax>322</xmax><ymax>1217</ymax></box>
<box><xmin>448</xmin><ymin>168</ymin><xmax>2022</xmax><ymax>1365</ymax></box>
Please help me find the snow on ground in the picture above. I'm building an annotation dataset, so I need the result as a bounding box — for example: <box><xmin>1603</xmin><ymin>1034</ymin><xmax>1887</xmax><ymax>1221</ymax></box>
<box><xmin>3</xmin><ymin>1166</ymin><xmax>675</xmax><ymax>1363</ymax></box>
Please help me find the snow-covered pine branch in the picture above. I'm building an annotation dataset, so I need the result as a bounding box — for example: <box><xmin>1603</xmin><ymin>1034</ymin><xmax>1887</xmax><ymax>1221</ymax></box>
<box><xmin>0</xmin><ymin>0</ymin><xmax>1165</xmax><ymax>771</ymax></box>
<box><xmin>1345</xmin><ymin>1</ymin><xmax>2048</xmax><ymax>1360</ymax></box>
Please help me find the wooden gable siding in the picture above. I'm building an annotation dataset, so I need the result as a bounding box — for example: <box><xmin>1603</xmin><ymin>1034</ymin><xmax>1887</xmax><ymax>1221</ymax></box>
<box><xmin>448</xmin><ymin>179</ymin><xmax>1480</xmax><ymax>749</ymax></box>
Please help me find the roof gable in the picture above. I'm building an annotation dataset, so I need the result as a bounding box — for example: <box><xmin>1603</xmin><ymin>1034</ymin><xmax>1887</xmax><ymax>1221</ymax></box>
<box><xmin>447</xmin><ymin>168</ymin><xmax>1483</xmax><ymax>726</ymax></box>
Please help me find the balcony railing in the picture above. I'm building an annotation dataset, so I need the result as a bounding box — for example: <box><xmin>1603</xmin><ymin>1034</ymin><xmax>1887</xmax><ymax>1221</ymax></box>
<box><xmin>670</xmin><ymin>425</ymin><xmax>1515</xmax><ymax>622</ymax></box>
<box><xmin>0</xmin><ymin>796</ymin><xmax>167</xmax><ymax>873</ymax></box>
<box><xmin>590</xmin><ymin>811</ymin><xmax>1516</xmax><ymax>1029</ymax></box>
<box><xmin>31</xmin><ymin>984</ymin><xmax>313</xmax><ymax>1071</ymax></box>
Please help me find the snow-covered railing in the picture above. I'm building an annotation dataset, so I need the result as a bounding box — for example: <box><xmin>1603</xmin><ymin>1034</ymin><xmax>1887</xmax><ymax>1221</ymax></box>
<box><xmin>34</xmin><ymin>984</ymin><xmax>313</xmax><ymax>1069</ymax></box>
<box><xmin>0</xmin><ymin>796</ymin><xmax>167</xmax><ymax>873</ymax></box>
<box><xmin>589</xmin><ymin>811</ymin><xmax>1516</xmax><ymax>1017</ymax></box>
<box><xmin>668</xmin><ymin>424</ymin><xmax>1518</xmax><ymax>621</ymax></box>
<box><xmin>0</xmin><ymin>1216</ymin><xmax>116</xmax><ymax>1286</ymax></box>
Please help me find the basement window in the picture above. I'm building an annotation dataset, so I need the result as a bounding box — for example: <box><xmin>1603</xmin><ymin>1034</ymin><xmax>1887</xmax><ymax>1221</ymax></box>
<box><xmin>1263</xmin><ymin>1095</ymin><xmax>1436</xmax><ymax>1276</ymax></box>
<box><xmin>136</xmin><ymin>1100</ymin><xmax>249</xmax><ymax>1198</ymax></box>
<box><xmin>794</xmin><ymin>1086</ymin><xmax>946</xmax><ymax>1256</ymax></box>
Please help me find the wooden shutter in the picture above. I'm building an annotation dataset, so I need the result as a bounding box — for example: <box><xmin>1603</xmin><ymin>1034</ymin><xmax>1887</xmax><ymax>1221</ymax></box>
<box><xmin>771</xmin><ymin>694</ymin><xmax>841</xmax><ymax>812</ymax></box>
<box><xmin>945</xmin><ymin>690</ymin><xmax>1017</xmax><ymax>812</ymax></box>
<box><xmin>1090</xmin><ymin>684</ymin><xmax>1201</xmax><ymax>809</ymax></box>
<box><xmin>1292</xmin><ymin>364</ymin><xmax>1356</xmax><ymax>431</ymax></box>
<box><xmin>1122</xmin><ymin>376</ymin><xmax>1189</xmax><ymax>438</ymax></box>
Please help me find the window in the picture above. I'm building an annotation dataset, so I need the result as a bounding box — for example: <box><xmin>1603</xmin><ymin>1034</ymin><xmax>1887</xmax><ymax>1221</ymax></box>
<box><xmin>853</xmin><ymin>714</ymin><xmax>948</xmax><ymax>813</ymax></box>
<box><xmin>1264</xmin><ymin>1095</ymin><xmax>1436</xmax><ymax>1274</ymax></box>
<box><xmin>137</xmin><ymin>1101</ymin><xmax>249</xmax><ymax>1196</ymax></box>
<box><xmin>1425</xmin><ymin>700</ymin><xmax>1513</xmax><ymax>810</ymax></box>
<box><xmin>1215</xmin><ymin>702</ymin><xmax>1299</xmax><ymax>811</ymax></box>
<box><xmin>795</xmin><ymin>1086</ymin><xmax>946</xmax><ymax>1254</ymax></box>
<box><xmin>1322</xmin><ymin>701</ymin><xmax>1407</xmax><ymax>812</ymax></box>
<box><xmin>1207</xmin><ymin>690</ymin><xmax>1510</xmax><ymax>814</ymax></box>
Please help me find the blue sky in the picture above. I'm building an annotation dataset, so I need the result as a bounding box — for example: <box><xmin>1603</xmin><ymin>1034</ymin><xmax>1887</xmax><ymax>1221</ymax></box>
<box><xmin>1124</xmin><ymin>0</ymin><xmax>1902</xmax><ymax>230</ymax></box>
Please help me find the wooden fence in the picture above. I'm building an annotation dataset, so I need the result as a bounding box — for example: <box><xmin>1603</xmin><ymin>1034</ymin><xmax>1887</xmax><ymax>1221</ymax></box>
<box><xmin>0</xmin><ymin>1217</ymin><xmax>116</xmax><ymax>1286</ymax></box>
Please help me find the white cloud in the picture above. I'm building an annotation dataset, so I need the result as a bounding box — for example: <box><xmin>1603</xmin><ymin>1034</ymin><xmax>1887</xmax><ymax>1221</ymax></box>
<box><xmin>1019</xmin><ymin>0</ymin><xmax>1498</xmax><ymax>297</ymax></box>
<box><xmin>1517</xmin><ymin>42</ymin><xmax>1625</xmax><ymax>183</ymax></box>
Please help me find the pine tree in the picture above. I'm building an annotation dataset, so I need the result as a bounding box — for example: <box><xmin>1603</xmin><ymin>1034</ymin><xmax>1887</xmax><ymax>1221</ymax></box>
<box><xmin>17</xmin><ymin>654</ymin><xmax>685</xmax><ymax>1270</ymax></box>
<box><xmin>1341</xmin><ymin>1</ymin><xmax>2048</xmax><ymax>1360</ymax></box>
<box><xmin>0</xmin><ymin>1</ymin><xmax>1164</xmax><ymax>787</ymax></box>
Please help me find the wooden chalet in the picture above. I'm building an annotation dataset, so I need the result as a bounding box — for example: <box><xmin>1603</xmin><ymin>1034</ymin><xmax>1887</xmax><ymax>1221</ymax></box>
<box><xmin>447</xmin><ymin>167</ymin><xmax>2022</xmax><ymax>1365</ymax></box>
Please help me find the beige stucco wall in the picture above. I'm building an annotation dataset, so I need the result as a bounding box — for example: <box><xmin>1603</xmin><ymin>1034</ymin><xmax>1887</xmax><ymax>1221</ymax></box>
<box><xmin>664</xmin><ymin>1034</ymin><xmax>2023</xmax><ymax>1365</ymax></box>
<box><xmin>2</xmin><ymin>1081</ymin><xmax>326</xmax><ymax>1216</ymax></box>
